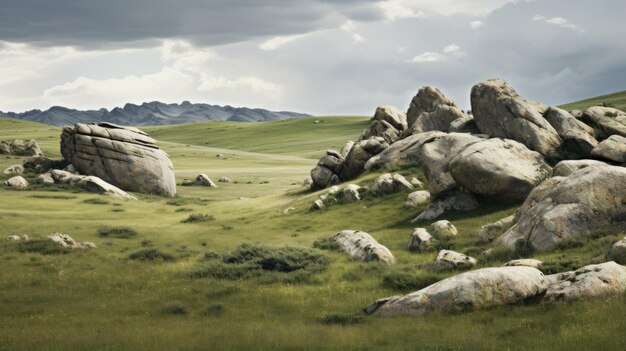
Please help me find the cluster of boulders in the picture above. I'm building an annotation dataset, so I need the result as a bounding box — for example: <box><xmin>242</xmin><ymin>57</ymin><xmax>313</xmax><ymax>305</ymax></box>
<box><xmin>366</xmin><ymin>261</ymin><xmax>626</xmax><ymax>317</ymax></box>
<box><xmin>7</xmin><ymin>232</ymin><xmax>96</xmax><ymax>249</ymax></box>
<box><xmin>0</xmin><ymin>139</ymin><xmax>43</xmax><ymax>156</ymax></box>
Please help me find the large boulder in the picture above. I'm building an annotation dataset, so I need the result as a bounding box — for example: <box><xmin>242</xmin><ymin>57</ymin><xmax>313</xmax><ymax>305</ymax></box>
<box><xmin>0</xmin><ymin>139</ymin><xmax>43</xmax><ymax>156</ymax></box>
<box><xmin>332</xmin><ymin>230</ymin><xmax>395</xmax><ymax>265</ymax></box>
<box><xmin>471</xmin><ymin>79</ymin><xmax>562</xmax><ymax>159</ymax></box>
<box><xmin>543</xmin><ymin>262</ymin><xmax>626</xmax><ymax>303</ymax></box>
<box><xmin>340</xmin><ymin>137</ymin><xmax>388</xmax><ymax>180</ymax></box>
<box><xmin>60</xmin><ymin>123</ymin><xmax>176</xmax><ymax>196</ymax></box>
<box><xmin>361</xmin><ymin>105</ymin><xmax>407</xmax><ymax>143</ymax></box>
<box><xmin>552</xmin><ymin>159</ymin><xmax>609</xmax><ymax>177</ymax></box>
<box><xmin>365</xmin><ymin>131</ymin><xmax>447</xmax><ymax>171</ymax></box>
<box><xmin>365</xmin><ymin>266</ymin><xmax>546</xmax><ymax>316</ymax></box>
<box><xmin>406</xmin><ymin>86</ymin><xmax>459</xmax><ymax>129</ymax></box>
<box><xmin>405</xmin><ymin>105</ymin><xmax>468</xmax><ymax>137</ymax></box>
<box><xmin>50</xmin><ymin>170</ymin><xmax>137</xmax><ymax>200</ymax></box>
<box><xmin>449</xmin><ymin>138</ymin><xmax>552</xmax><ymax>202</ymax></box>
<box><xmin>495</xmin><ymin>166</ymin><xmax>626</xmax><ymax>251</ymax></box>
<box><xmin>544</xmin><ymin>107</ymin><xmax>598</xmax><ymax>159</ymax></box>
<box><xmin>591</xmin><ymin>135</ymin><xmax>626</xmax><ymax>163</ymax></box>
<box><xmin>582</xmin><ymin>106</ymin><xmax>626</xmax><ymax>139</ymax></box>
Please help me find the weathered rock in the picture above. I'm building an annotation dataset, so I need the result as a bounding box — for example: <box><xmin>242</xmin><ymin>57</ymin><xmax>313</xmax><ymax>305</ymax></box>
<box><xmin>310</xmin><ymin>149</ymin><xmax>345</xmax><ymax>190</ymax></box>
<box><xmin>4</xmin><ymin>176</ymin><xmax>28</xmax><ymax>188</ymax></box>
<box><xmin>3</xmin><ymin>165</ymin><xmax>24</xmax><ymax>175</ymax></box>
<box><xmin>448</xmin><ymin>116</ymin><xmax>480</xmax><ymax>134</ymax></box>
<box><xmin>218</xmin><ymin>177</ymin><xmax>232</xmax><ymax>183</ymax></box>
<box><xmin>48</xmin><ymin>233</ymin><xmax>95</xmax><ymax>249</ymax></box>
<box><xmin>196</xmin><ymin>174</ymin><xmax>217</xmax><ymax>187</ymax></box>
<box><xmin>607</xmin><ymin>238</ymin><xmax>626</xmax><ymax>264</ymax></box>
<box><xmin>471</xmin><ymin>79</ymin><xmax>562</xmax><ymax>159</ymax></box>
<box><xmin>503</xmin><ymin>259</ymin><xmax>543</xmax><ymax>268</ymax></box>
<box><xmin>22</xmin><ymin>156</ymin><xmax>57</xmax><ymax>174</ymax></box>
<box><xmin>582</xmin><ymin>106</ymin><xmax>626</xmax><ymax>139</ymax></box>
<box><xmin>7</xmin><ymin>235</ymin><xmax>21</xmax><ymax>241</ymax></box>
<box><xmin>431</xmin><ymin>220</ymin><xmax>457</xmax><ymax>237</ymax></box>
<box><xmin>570</xmin><ymin>110</ymin><xmax>583</xmax><ymax>119</ymax></box>
<box><xmin>60</xmin><ymin>123</ymin><xmax>176</xmax><ymax>196</ymax></box>
<box><xmin>406</xmin><ymin>86</ymin><xmax>458</xmax><ymax>128</ymax></box>
<box><xmin>303</xmin><ymin>177</ymin><xmax>313</xmax><ymax>187</ymax></box>
<box><xmin>0</xmin><ymin>139</ymin><xmax>43</xmax><ymax>156</ymax></box>
<box><xmin>434</xmin><ymin>250</ymin><xmax>477</xmax><ymax>270</ymax></box>
<box><xmin>36</xmin><ymin>172</ymin><xmax>55</xmax><ymax>184</ymax></box>
<box><xmin>365</xmin><ymin>131</ymin><xmax>448</xmax><ymax>171</ymax></box>
<box><xmin>311</xmin><ymin>199</ymin><xmax>324</xmax><ymax>210</ymax></box>
<box><xmin>544</xmin><ymin>107</ymin><xmax>598</xmax><ymax>159</ymax></box>
<box><xmin>591</xmin><ymin>135</ymin><xmax>626</xmax><ymax>163</ymax></box>
<box><xmin>543</xmin><ymin>262</ymin><xmax>626</xmax><ymax>303</ymax></box>
<box><xmin>342</xmin><ymin>184</ymin><xmax>362</xmax><ymax>203</ymax></box>
<box><xmin>339</xmin><ymin>137</ymin><xmax>389</xmax><ymax>181</ymax></box>
<box><xmin>332</xmin><ymin>230</ymin><xmax>395</xmax><ymax>265</ymax></box>
<box><xmin>409</xmin><ymin>177</ymin><xmax>424</xmax><ymax>188</ymax></box>
<box><xmin>412</xmin><ymin>190</ymin><xmax>479</xmax><ymax>222</ymax></box>
<box><xmin>552</xmin><ymin>159</ymin><xmax>609</xmax><ymax>177</ymax></box>
<box><xmin>408</xmin><ymin>228</ymin><xmax>435</xmax><ymax>252</ymax></box>
<box><xmin>478</xmin><ymin>215</ymin><xmax>515</xmax><ymax>240</ymax></box>
<box><xmin>406</xmin><ymin>105</ymin><xmax>467</xmax><ymax>136</ymax></box>
<box><xmin>449</xmin><ymin>138</ymin><xmax>552</xmax><ymax>202</ymax></box>
<box><xmin>361</xmin><ymin>106</ymin><xmax>407</xmax><ymax>143</ymax></box>
<box><xmin>495</xmin><ymin>166</ymin><xmax>626</xmax><ymax>251</ymax></box>
<box><xmin>366</xmin><ymin>266</ymin><xmax>546</xmax><ymax>316</ymax></box>
<box><xmin>283</xmin><ymin>207</ymin><xmax>296</xmax><ymax>214</ymax></box>
<box><xmin>404</xmin><ymin>190</ymin><xmax>431</xmax><ymax>208</ymax></box>
<box><xmin>50</xmin><ymin>170</ymin><xmax>137</xmax><ymax>200</ymax></box>
<box><xmin>64</xmin><ymin>164</ymin><xmax>77</xmax><ymax>174</ymax></box>
<box><xmin>371</xmin><ymin>173</ymin><xmax>413</xmax><ymax>196</ymax></box>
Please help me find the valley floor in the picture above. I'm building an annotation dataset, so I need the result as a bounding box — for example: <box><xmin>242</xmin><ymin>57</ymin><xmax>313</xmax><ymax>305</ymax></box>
<box><xmin>0</xmin><ymin>117</ymin><xmax>625</xmax><ymax>351</ymax></box>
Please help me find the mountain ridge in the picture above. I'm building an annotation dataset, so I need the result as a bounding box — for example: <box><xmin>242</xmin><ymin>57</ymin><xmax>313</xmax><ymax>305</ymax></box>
<box><xmin>0</xmin><ymin>101</ymin><xmax>311</xmax><ymax>126</ymax></box>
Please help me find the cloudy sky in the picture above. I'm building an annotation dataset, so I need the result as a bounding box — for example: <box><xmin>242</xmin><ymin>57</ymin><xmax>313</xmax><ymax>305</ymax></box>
<box><xmin>0</xmin><ymin>0</ymin><xmax>625</xmax><ymax>115</ymax></box>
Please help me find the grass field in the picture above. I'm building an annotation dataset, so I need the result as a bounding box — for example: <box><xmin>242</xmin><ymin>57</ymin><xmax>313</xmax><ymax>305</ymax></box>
<box><xmin>559</xmin><ymin>90</ymin><xmax>626</xmax><ymax>112</ymax></box>
<box><xmin>1</xmin><ymin>98</ymin><xmax>625</xmax><ymax>350</ymax></box>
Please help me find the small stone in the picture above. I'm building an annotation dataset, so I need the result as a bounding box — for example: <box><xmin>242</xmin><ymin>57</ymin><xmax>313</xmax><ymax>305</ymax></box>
<box><xmin>404</xmin><ymin>190</ymin><xmax>431</xmax><ymax>208</ymax></box>
<box><xmin>410</xmin><ymin>177</ymin><xmax>424</xmax><ymax>188</ymax></box>
<box><xmin>431</xmin><ymin>220</ymin><xmax>457</xmax><ymax>237</ymax></box>
<box><xmin>196</xmin><ymin>174</ymin><xmax>218</xmax><ymax>187</ymax></box>
<box><xmin>283</xmin><ymin>207</ymin><xmax>296</xmax><ymax>214</ymax></box>
<box><xmin>4</xmin><ymin>176</ymin><xmax>29</xmax><ymax>188</ymax></box>
<box><xmin>7</xmin><ymin>235</ymin><xmax>20</xmax><ymax>241</ymax></box>
<box><xmin>408</xmin><ymin>228</ymin><xmax>435</xmax><ymax>252</ymax></box>
<box><xmin>434</xmin><ymin>250</ymin><xmax>477</xmax><ymax>270</ymax></box>
<box><xmin>312</xmin><ymin>199</ymin><xmax>324</xmax><ymax>210</ymax></box>
<box><xmin>3</xmin><ymin>165</ymin><xmax>24</xmax><ymax>175</ymax></box>
<box><xmin>342</xmin><ymin>184</ymin><xmax>361</xmax><ymax>203</ymax></box>
<box><xmin>218</xmin><ymin>177</ymin><xmax>232</xmax><ymax>183</ymax></box>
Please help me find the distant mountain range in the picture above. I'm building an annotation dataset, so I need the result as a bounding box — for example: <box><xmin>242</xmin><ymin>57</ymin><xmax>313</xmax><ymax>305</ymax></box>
<box><xmin>0</xmin><ymin>101</ymin><xmax>311</xmax><ymax>126</ymax></box>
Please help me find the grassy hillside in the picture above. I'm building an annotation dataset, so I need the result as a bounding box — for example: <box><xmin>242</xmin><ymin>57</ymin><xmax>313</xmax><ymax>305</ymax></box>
<box><xmin>559</xmin><ymin>90</ymin><xmax>626</xmax><ymax>112</ymax></box>
<box><xmin>1</xmin><ymin>113</ymin><xmax>625</xmax><ymax>350</ymax></box>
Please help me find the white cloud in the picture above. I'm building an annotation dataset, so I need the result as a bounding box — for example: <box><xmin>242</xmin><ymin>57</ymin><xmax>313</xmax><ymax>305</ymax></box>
<box><xmin>412</xmin><ymin>52</ymin><xmax>446</xmax><ymax>63</ymax></box>
<box><xmin>470</xmin><ymin>20</ymin><xmax>484</xmax><ymax>28</ymax></box>
<box><xmin>378</xmin><ymin>0</ymin><xmax>521</xmax><ymax>19</ymax></box>
<box><xmin>259</xmin><ymin>33</ymin><xmax>311</xmax><ymax>50</ymax></box>
<box><xmin>444</xmin><ymin>44</ymin><xmax>466</xmax><ymax>57</ymax></box>
<box><xmin>378</xmin><ymin>0</ymin><xmax>425</xmax><ymax>21</ymax></box>
<box><xmin>199</xmin><ymin>75</ymin><xmax>280</xmax><ymax>93</ymax></box>
<box><xmin>340</xmin><ymin>20</ymin><xmax>357</xmax><ymax>32</ymax></box>
<box><xmin>532</xmin><ymin>15</ymin><xmax>585</xmax><ymax>33</ymax></box>
<box><xmin>352</xmin><ymin>34</ymin><xmax>366</xmax><ymax>43</ymax></box>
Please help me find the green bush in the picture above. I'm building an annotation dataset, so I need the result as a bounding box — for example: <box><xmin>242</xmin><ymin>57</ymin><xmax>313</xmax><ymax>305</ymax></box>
<box><xmin>312</xmin><ymin>237</ymin><xmax>341</xmax><ymax>251</ymax></box>
<box><xmin>162</xmin><ymin>303</ymin><xmax>188</xmax><ymax>315</ymax></box>
<box><xmin>17</xmin><ymin>240</ymin><xmax>71</xmax><ymax>255</ymax></box>
<box><xmin>129</xmin><ymin>249</ymin><xmax>175</xmax><ymax>262</ymax></box>
<box><xmin>181</xmin><ymin>214</ymin><xmax>215</xmax><ymax>223</ymax></box>
<box><xmin>381</xmin><ymin>271</ymin><xmax>440</xmax><ymax>291</ymax></box>
<box><xmin>319</xmin><ymin>313</ymin><xmax>364</xmax><ymax>325</ymax></box>
<box><xmin>97</xmin><ymin>227</ymin><xmax>137</xmax><ymax>239</ymax></box>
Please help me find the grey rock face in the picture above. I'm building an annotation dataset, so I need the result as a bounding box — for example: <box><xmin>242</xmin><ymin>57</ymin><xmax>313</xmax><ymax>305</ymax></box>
<box><xmin>607</xmin><ymin>238</ymin><xmax>626</xmax><ymax>264</ymax></box>
<box><xmin>332</xmin><ymin>230</ymin><xmax>395</xmax><ymax>265</ymax></box>
<box><xmin>478</xmin><ymin>215</ymin><xmax>515</xmax><ymax>240</ymax></box>
<box><xmin>471</xmin><ymin>79</ymin><xmax>562</xmax><ymax>159</ymax></box>
<box><xmin>365</xmin><ymin>131</ymin><xmax>448</xmax><ymax>171</ymax></box>
<box><xmin>552</xmin><ymin>159</ymin><xmax>609</xmax><ymax>177</ymax></box>
<box><xmin>448</xmin><ymin>116</ymin><xmax>480</xmax><ymax>134</ymax></box>
<box><xmin>434</xmin><ymin>250</ymin><xmax>477</xmax><ymax>270</ymax></box>
<box><xmin>50</xmin><ymin>170</ymin><xmax>136</xmax><ymax>200</ymax></box>
<box><xmin>60</xmin><ymin>123</ymin><xmax>176</xmax><ymax>197</ymax></box>
<box><xmin>366</xmin><ymin>266</ymin><xmax>546</xmax><ymax>316</ymax></box>
<box><xmin>591</xmin><ymin>135</ymin><xmax>626</xmax><ymax>163</ymax></box>
<box><xmin>404</xmin><ymin>190</ymin><xmax>431</xmax><ymax>208</ymax></box>
<box><xmin>449</xmin><ymin>138</ymin><xmax>552</xmax><ymax>203</ymax></box>
<box><xmin>406</xmin><ymin>86</ymin><xmax>459</xmax><ymax>129</ymax></box>
<box><xmin>408</xmin><ymin>228</ymin><xmax>435</xmax><ymax>252</ymax></box>
<box><xmin>371</xmin><ymin>173</ymin><xmax>414</xmax><ymax>196</ymax></box>
<box><xmin>4</xmin><ymin>176</ymin><xmax>28</xmax><ymax>188</ymax></box>
<box><xmin>0</xmin><ymin>139</ymin><xmax>43</xmax><ymax>156</ymax></box>
<box><xmin>582</xmin><ymin>106</ymin><xmax>626</xmax><ymax>139</ymax></box>
<box><xmin>412</xmin><ymin>190</ymin><xmax>479</xmax><ymax>222</ymax></box>
<box><xmin>495</xmin><ymin>166</ymin><xmax>626</xmax><ymax>251</ymax></box>
<box><xmin>503</xmin><ymin>259</ymin><xmax>543</xmax><ymax>268</ymax></box>
<box><xmin>22</xmin><ymin>156</ymin><xmax>56</xmax><ymax>174</ymax></box>
<box><xmin>406</xmin><ymin>105</ymin><xmax>468</xmax><ymax>137</ymax></box>
<box><xmin>543</xmin><ymin>262</ymin><xmax>626</xmax><ymax>303</ymax></box>
<box><xmin>361</xmin><ymin>105</ymin><xmax>407</xmax><ymax>143</ymax></box>
<box><xmin>196</xmin><ymin>174</ymin><xmax>217</xmax><ymax>187</ymax></box>
<box><xmin>431</xmin><ymin>220</ymin><xmax>457</xmax><ymax>237</ymax></box>
<box><xmin>544</xmin><ymin>106</ymin><xmax>598</xmax><ymax>159</ymax></box>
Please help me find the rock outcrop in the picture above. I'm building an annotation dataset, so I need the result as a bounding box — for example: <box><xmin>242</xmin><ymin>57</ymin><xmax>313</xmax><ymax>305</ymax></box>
<box><xmin>366</xmin><ymin>266</ymin><xmax>546</xmax><ymax>316</ymax></box>
<box><xmin>582</xmin><ymin>106</ymin><xmax>626</xmax><ymax>139</ymax></box>
<box><xmin>471</xmin><ymin>79</ymin><xmax>562</xmax><ymax>159</ymax></box>
<box><xmin>448</xmin><ymin>138</ymin><xmax>552</xmax><ymax>203</ymax></box>
<box><xmin>60</xmin><ymin>123</ymin><xmax>176</xmax><ymax>196</ymax></box>
<box><xmin>49</xmin><ymin>233</ymin><xmax>96</xmax><ymax>249</ymax></box>
<box><xmin>405</xmin><ymin>87</ymin><xmax>465</xmax><ymax>135</ymax></box>
<box><xmin>543</xmin><ymin>262</ymin><xmax>626</xmax><ymax>302</ymax></box>
<box><xmin>361</xmin><ymin>105</ymin><xmax>407</xmax><ymax>144</ymax></box>
<box><xmin>50</xmin><ymin>170</ymin><xmax>137</xmax><ymax>200</ymax></box>
<box><xmin>495</xmin><ymin>166</ymin><xmax>626</xmax><ymax>251</ymax></box>
<box><xmin>543</xmin><ymin>107</ymin><xmax>598</xmax><ymax>159</ymax></box>
<box><xmin>332</xmin><ymin>230</ymin><xmax>395</xmax><ymax>265</ymax></box>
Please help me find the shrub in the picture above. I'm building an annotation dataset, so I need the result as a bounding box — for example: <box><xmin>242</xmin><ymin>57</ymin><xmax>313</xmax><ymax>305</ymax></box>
<box><xmin>204</xmin><ymin>251</ymin><xmax>221</xmax><ymax>260</ymax></box>
<box><xmin>319</xmin><ymin>313</ymin><xmax>364</xmax><ymax>325</ymax></box>
<box><xmin>162</xmin><ymin>303</ymin><xmax>188</xmax><ymax>315</ymax></box>
<box><xmin>181</xmin><ymin>214</ymin><xmax>215</xmax><ymax>223</ymax></box>
<box><xmin>17</xmin><ymin>240</ymin><xmax>70</xmax><ymax>255</ymax></box>
<box><xmin>312</xmin><ymin>237</ymin><xmax>341</xmax><ymax>252</ymax></box>
<box><xmin>175</xmin><ymin>207</ymin><xmax>193</xmax><ymax>212</ymax></box>
<box><xmin>539</xmin><ymin>260</ymin><xmax>581</xmax><ymax>275</ymax></box>
<box><xmin>381</xmin><ymin>271</ymin><xmax>440</xmax><ymax>291</ymax></box>
<box><xmin>83</xmin><ymin>198</ymin><xmax>109</xmax><ymax>205</ymax></box>
<box><xmin>129</xmin><ymin>249</ymin><xmax>175</xmax><ymax>262</ymax></box>
<box><xmin>97</xmin><ymin>227</ymin><xmax>137</xmax><ymax>239</ymax></box>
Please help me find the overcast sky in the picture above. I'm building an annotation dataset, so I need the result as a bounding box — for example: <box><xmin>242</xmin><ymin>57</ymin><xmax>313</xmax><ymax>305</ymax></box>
<box><xmin>0</xmin><ymin>0</ymin><xmax>625</xmax><ymax>115</ymax></box>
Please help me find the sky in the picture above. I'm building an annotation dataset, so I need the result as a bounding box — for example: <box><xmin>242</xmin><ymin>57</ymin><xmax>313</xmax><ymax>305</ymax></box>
<box><xmin>0</xmin><ymin>0</ymin><xmax>625</xmax><ymax>115</ymax></box>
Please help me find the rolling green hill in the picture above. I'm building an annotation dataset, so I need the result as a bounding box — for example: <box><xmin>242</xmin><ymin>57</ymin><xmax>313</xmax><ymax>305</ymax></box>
<box><xmin>559</xmin><ymin>90</ymin><xmax>626</xmax><ymax>112</ymax></box>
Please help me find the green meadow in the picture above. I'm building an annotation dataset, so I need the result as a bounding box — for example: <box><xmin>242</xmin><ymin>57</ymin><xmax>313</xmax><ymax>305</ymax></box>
<box><xmin>0</xmin><ymin>95</ymin><xmax>625</xmax><ymax>350</ymax></box>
